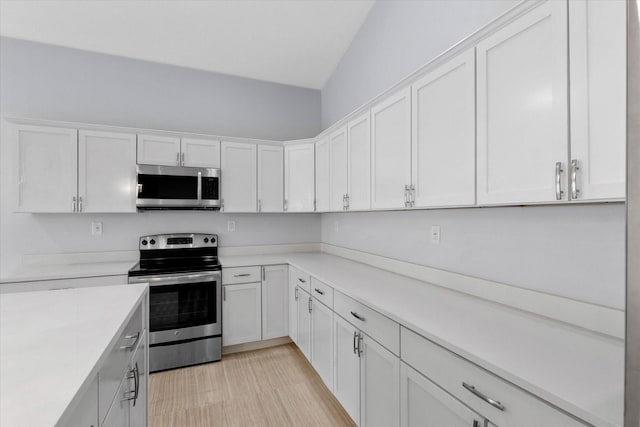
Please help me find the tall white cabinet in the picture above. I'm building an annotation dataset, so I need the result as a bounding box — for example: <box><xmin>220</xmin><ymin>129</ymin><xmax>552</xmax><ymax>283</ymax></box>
<box><xmin>257</xmin><ymin>145</ymin><xmax>284</xmax><ymax>212</ymax></box>
<box><xmin>221</xmin><ymin>141</ymin><xmax>257</xmax><ymax>212</ymax></box>
<box><xmin>284</xmin><ymin>142</ymin><xmax>315</xmax><ymax>212</ymax></box>
<box><xmin>347</xmin><ymin>112</ymin><xmax>371</xmax><ymax>211</ymax></box>
<box><xmin>330</xmin><ymin>126</ymin><xmax>348</xmax><ymax>211</ymax></box>
<box><xmin>315</xmin><ymin>136</ymin><xmax>331</xmax><ymax>212</ymax></box>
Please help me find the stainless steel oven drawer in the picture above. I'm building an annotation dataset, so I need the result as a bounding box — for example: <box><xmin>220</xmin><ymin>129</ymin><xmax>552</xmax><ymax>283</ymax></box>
<box><xmin>150</xmin><ymin>336</ymin><xmax>222</xmax><ymax>372</ymax></box>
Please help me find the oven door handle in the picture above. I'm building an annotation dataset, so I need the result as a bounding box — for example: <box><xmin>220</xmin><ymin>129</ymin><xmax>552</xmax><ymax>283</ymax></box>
<box><xmin>129</xmin><ymin>272</ymin><xmax>220</xmax><ymax>286</ymax></box>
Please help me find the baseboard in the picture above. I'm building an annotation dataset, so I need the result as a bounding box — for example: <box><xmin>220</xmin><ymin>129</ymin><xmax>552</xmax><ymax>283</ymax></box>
<box><xmin>222</xmin><ymin>336</ymin><xmax>292</xmax><ymax>355</ymax></box>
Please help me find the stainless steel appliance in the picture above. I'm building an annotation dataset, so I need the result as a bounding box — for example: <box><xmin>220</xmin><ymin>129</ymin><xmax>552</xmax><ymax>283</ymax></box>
<box><xmin>136</xmin><ymin>165</ymin><xmax>220</xmax><ymax>210</ymax></box>
<box><xmin>128</xmin><ymin>233</ymin><xmax>222</xmax><ymax>372</ymax></box>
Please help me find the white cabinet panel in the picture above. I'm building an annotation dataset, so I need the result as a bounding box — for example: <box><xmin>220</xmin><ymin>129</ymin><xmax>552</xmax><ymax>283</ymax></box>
<box><xmin>371</xmin><ymin>88</ymin><xmax>412</xmax><ymax>209</ymax></box>
<box><xmin>297</xmin><ymin>286</ymin><xmax>312</xmax><ymax>360</ymax></box>
<box><xmin>569</xmin><ymin>0</ymin><xmax>626</xmax><ymax>200</ymax></box>
<box><xmin>400</xmin><ymin>363</ymin><xmax>485</xmax><ymax>427</ymax></box>
<box><xmin>14</xmin><ymin>124</ymin><xmax>78</xmax><ymax>213</ymax></box>
<box><xmin>330</xmin><ymin>126</ymin><xmax>348</xmax><ymax>212</ymax></box>
<box><xmin>102</xmin><ymin>374</ymin><xmax>130</xmax><ymax>427</ymax></box>
<box><xmin>129</xmin><ymin>334</ymin><xmax>147</xmax><ymax>427</ymax></box>
<box><xmin>315</xmin><ymin>136</ymin><xmax>331</xmax><ymax>212</ymax></box>
<box><xmin>221</xmin><ymin>141</ymin><xmax>257</xmax><ymax>212</ymax></box>
<box><xmin>477</xmin><ymin>1</ymin><xmax>568</xmax><ymax>204</ymax></box>
<box><xmin>222</xmin><ymin>282</ymin><xmax>262</xmax><ymax>346</ymax></box>
<box><xmin>61</xmin><ymin>376</ymin><xmax>99</xmax><ymax>427</ymax></box>
<box><xmin>284</xmin><ymin>142</ymin><xmax>315</xmax><ymax>212</ymax></box>
<box><xmin>361</xmin><ymin>334</ymin><xmax>400</xmax><ymax>427</ymax></box>
<box><xmin>181</xmin><ymin>137</ymin><xmax>220</xmax><ymax>168</ymax></box>
<box><xmin>311</xmin><ymin>297</ymin><xmax>334</xmax><ymax>391</ymax></box>
<box><xmin>262</xmin><ymin>265</ymin><xmax>289</xmax><ymax>340</ymax></box>
<box><xmin>257</xmin><ymin>145</ymin><xmax>284</xmax><ymax>212</ymax></box>
<box><xmin>288</xmin><ymin>267</ymin><xmax>299</xmax><ymax>344</ymax></box>
<box><xmin>78</xmin><ymin>130</ymin><xmax>137</xmax><ymax>213</ymax></box>
<box><xmin>137</xmin><ymin>134</ymin><xmax>181</xmax><ymax>166</ymax></box>
<box><xmin>412</xmin><ymin>49</ymin><xmax>476</xmax><ymax>207</ymax></box>
<box><xmin>333</xmin><ymin>314</ymin><xmax>361</xmax><ymax>426</ymax></box>
<box><xmin>347</xmin><ymin>112</ymin><xmax>371</xmax><ymax>211</ymax></box>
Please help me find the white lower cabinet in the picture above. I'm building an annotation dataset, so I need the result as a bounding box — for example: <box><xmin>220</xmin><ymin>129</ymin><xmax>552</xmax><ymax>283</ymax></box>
<box><xmin>401</xmin><ymin>362</ymin><xmax>487</xmax><ymax>427</ymax></box>
<box><xmin>296</xmin><ymin>286</ymin><xmax>312</xmax><ymax>360</ymax></box>
<box><xmin>129</xmin><ymin>334</ymin><xmax>148</xmax><ymax>427</ymax></box>
<box><xmin>360</xmin><ymin>333</ymin><xmax>400</xmax><ymax>427</ymax></box>
<box><xmin>61</xmin><ymin>376</ymin><xmax>98</xmax><ymax>427</ymax></box>
<box><xmin>222</xmin><ymin>282</ymin><xmax>262</xmax><ymax>346</ymax></box>
<box><xmin>333</xmin><ymin>314</ymin><xmax>361</xmax><ymax>425</ymax></box>
<box><xmin>102</xmin><ymin>374</ymin><xmax>130</xmax><ymax>427</ymax></box>
<box><xmin>262</xmin><ymin>265</ymin><xmax>289</xmax><ymax>340</ymax></box>
<box><xmin>310</xmin><ymin>297</ymin><xmax>333</xmax><ymax>391</ymax></box>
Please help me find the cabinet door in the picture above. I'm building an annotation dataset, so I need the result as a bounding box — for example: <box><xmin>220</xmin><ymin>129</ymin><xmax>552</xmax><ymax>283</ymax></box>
<box><xmin>129</xmin><ymin>333</ymin><xmax>147</xmax><ymax>427</ymax></box>
<box><xmin>400</xmin><ymin>363</ymin><xmax>485</xmax><ymax>427</ymax></box>
<box><xmin>284</xmin><ymin>143</ymin><xmax>315</xmax><ymax>212</ymax></box>
<box><xmin>569</xmin><ymin>0</ymin><xmax>626</xmax><ymax>200</ymax></box>
<box><xmin>257</xmin><ymin>145</ymin><xmax>284</xmax><ymax>212</ymax></box>
<box><xmin>361</xmin><ymin>333</ymin><xmax>400</xmax><ymax>427</ymax></box>
<box><xmin>371</xmin><ymin>87</ymin><xmax>412</xmax><ymax>209</ymax></box>
<box><xmin>137</xmin><ymin>134</ymin><xmax>181</xmax><ymax>166</ymax></box>
<box><xmin>288</xmin><ymin>268</ymin><xmax>299</xmax><ymax>344</ymax></box>
<box><xmin>78</xmin><ymin>130</ymin><xmax>137</xmax><ymax>213</ymax></box>
<box><xmin>412</xmin><ymin>49</ymin><xmax>476</xmax><ymax>207</ymax></box>
<box><xmin>222</xmin><ymin>282</ymin><xmax>262</xmax><ymax>346</ymax></box>
<box><xmin>262</xmin><ymin>265</ymin><xmax>289</xmax><ymax>340</ymax></box>
<box><xmin>221</xmin><ymin>141</ymin><xmax>257</xmax><ymax>212</ymax></box>
<box><xmin>330</xmin><ymin>126</ymin><xmax>348</xmax><ymax>212</ymax></box>
<box><xmin>14</xmin><ymin>124</ymin><xmax>78</xmax><ymax>213</ymax></box>
<box><xmin>102</xmin><ymin>374</ymin><xmax>130</xmax><ymax>427</ymax></box>
<box><xmin>348</xmin><ymin>112</ymin><xmax>371</xmax><ymax>211</ymax></box>
<box><xmin>476</xmin><ymin>1</ymin><xmax>568</xmax><ymax>205</ymax></box>
<box><xmin>311</xmin><ymin>298</ymin><xmax>334</xmax><ymax>391</ymax></box>
<box><xmin>296</xmin><ymin>287</ymin><xmax>312</xmax><ymax>361</ymax></box>
<box><xmin>315</xmin><ymin>136</ymin><xmax>331</xmax><ymax>212</ymax></box>
<box><xmin>333</xmin><ymin>314</ymin><xmax>361</xmax><ymax>426</ymax></box>
<box><xmin>181</xmin><ymin>137</ymin><xmax>220</xmax><ymax>168</ymax></box>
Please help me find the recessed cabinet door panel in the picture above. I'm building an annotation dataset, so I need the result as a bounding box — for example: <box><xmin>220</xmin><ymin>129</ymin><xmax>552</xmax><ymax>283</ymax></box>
<box><xmin>361</xmin><ymin>334</ymin><xmax>400</xmax><ymax>427</ymax></box>
<box><xmin>400</xmin><ymin>363</ymin><xmax>485</xmax><ymax>427</ymax></box>
<box><xmin>262</xmin><ymin>265</ymin><xmax>289</xmax><ymax>340</ymax></box>
<box><xmin>257</xmin><ymin>145</ymin><xmax>284</xmax><ymax>212</ymax></box>
<box><xmin>284</xmin><ymin>143</ymin><xmax>315</xmax><ymax>212</ymax></box>
<box><xmin>181</xmin><ymin>138</ymin><xmax>221</xmax><ymax>168</ymax></box>
<box><xmin>315</xmin><ymin>137</ymin><xmax>331</xmax><ymax>212</ymax></box>
<box><xmin>137</xmin><ymin>134</ymin><xmax>181</xmax><ymax>166</ymax></box>
<box><xmin>330</xmin><ymin>126</ymin><xmax>348</xmax><ymax>212</ymax></box>
<box><xmin>371</xmin><ymin>88</ymin><xmax>412</xmax><ymax>209</ymax></box>
<box><xmin>288</xmin><ymin>267</ymin><xmax>299</xmax><ymax>344</ymax></box>
<box><xmin>333</xmin><ymin>314</ymin><xmax>361</xmax><ymax>426</ymax></box>
<box><xmin>348</xmin><ymin>112</ymin><xmax>371</xmax><ymax>210</ymax></box>
<box><xmin>102</xmin><ymin>375</ymin><xmax>130</xmax><ymax>427</ymax></box>
<box><xmin>311</xmin><ymin>298</ymin><xmax>334</xmax><ymax>391</ymax></box>
<box><xmin>412</xmin><ymin>49</ymin><xmax>476</xmax><ymax>207</ymax></box>
<box><xmin>477</xmin><ymin>1</ymin><xmax>568</xmax><ymax>204</ymax></box>
<box><xmin>297</xmin><ymin>287</ymin><xmax>312</xmax><ymax>360</ymax></box>
<box><xmin>129</xmin><ymin>333</ymin><xmax>147</xmax><ymax>427</ymax></box>
<box><xmin>78</xmin><ymin>130</ymin><xmax>137</xmax><ymax>213</ymax></box>
<box><xmin>569</xmin><ymin>0</ymin><xmax>626</xmax><ymax>200</ymax></box>
<box><xmin>14</xmin><ymin>125</ymin><xmax>78</xmax><ymax>213</ymax></box>
<box><xmin>222</xmin><ymin>282</ymin><xmax>262</xmax><ymax>346</ymax></box>
<box><xmin>221</xmin><ymin>141</ymin><xmax>257</xmax><ymax>212</ymax></box>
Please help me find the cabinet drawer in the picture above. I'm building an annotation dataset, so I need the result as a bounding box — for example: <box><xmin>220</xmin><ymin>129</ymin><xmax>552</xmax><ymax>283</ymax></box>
<box><xmin>98</xmin><ymin>303</ymin><xmax>143</xmax><ymax>424</ymax></box>
<box><xmin>223</xmin><ymin>266</ymin><xmax>261</xmax><ymax>284</ymax></box>
<box><xmin>334</xmin><ymin>291</ymin><xmax>399</xmax><ymax>356</ymax></box>
<box><xmin>400</xmin><ymin>327</ymin><xmax>586</xmax><ymax>427</ymax></box>
<box><xmin>310</xmin><ymin>277</ymin><xmax>333</xmax><ymax>308</ymax></box>
<box><xmin>290</xmin><ymin>268</ymin><xmax>310</xmax><ymax>293</ymax></box>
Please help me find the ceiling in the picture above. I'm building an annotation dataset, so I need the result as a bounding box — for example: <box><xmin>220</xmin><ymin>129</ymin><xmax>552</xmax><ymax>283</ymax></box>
<box><xmin>0</xmin><ymin>0</ymin><xmax>375</xmax><ymax>89</ymax></box>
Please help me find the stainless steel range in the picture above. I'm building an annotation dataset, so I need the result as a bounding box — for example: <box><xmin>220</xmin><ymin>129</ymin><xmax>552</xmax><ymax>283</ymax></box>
<box><xmin>128</xmin><ymin>233</ymin><xmax>222</xmax><ymax>372</ymax></box>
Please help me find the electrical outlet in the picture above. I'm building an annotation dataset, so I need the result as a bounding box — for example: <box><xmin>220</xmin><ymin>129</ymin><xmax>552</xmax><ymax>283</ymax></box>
<box><xmin>431</xmin><ymin>225</ymin><xmax>441</xmax><ymax>244</ymax></box>
<box><xmin>91</xmin><ymin>222</ymin><xmax>103</xmax><ymax>236</ymax></box>
<box><xmin>228</xmin><ymin>221</ymin><xmax>236</xmax><ymax>232</ymax></box>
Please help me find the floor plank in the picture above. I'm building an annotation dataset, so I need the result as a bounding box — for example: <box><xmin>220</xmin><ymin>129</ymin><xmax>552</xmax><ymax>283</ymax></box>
<box><xmin>149</xmin><ymin>343</ymin><xmax>357</xmax><ymax>427</ymax></box>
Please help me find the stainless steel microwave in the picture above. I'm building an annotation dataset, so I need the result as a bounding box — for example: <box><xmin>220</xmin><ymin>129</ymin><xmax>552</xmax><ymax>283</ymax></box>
<box><xmin>136</xmin><ymin>165</ymin><xmax>221</xmax><ymax>210</ymax></box>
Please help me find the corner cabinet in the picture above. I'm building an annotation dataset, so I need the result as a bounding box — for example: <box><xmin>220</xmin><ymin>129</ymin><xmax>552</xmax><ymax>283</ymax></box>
<box><xmin>284</xmin><ymin>141</ymin><xmax>315</xmax><ymax>212</ymax></box>
<box><xmin>257</xmin><ymin>145</ymin><xmax>284</xmax><ymax>212</ymax></box>
<box><xmin>221</xmin><ymin>141</ymin><xmax>257</xmax><ymax>212</ymax></box>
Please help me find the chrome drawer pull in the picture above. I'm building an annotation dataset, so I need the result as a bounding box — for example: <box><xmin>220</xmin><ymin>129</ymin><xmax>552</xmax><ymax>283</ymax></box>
<box><xmin>350</xmin><ymin>311</ymin><xmax>365</xmax><ymax>322</ymax></box>
<box><xmin>314</xmin><ymin>288</ymin><xmax>325</xmax><ymax>295</ymax></box>
<box><xmin>353</xmin><ymin>331</ymin><xmax>358</xmax><ymax>354</ymax></box>
<box><xmin>233</xmin><ymin>273</ymin><xmax>251</xmax><ymax>277</ymax></box>
<box><xmin>462</xmin><ymin>382</ymin><xmax>505</xmax><ymax>411</ymax></box>
<box><xmin>298</xmin><ymin>278</ymin><xmax>306</xmax><ymax>283</ymax></box>
<box><xmin>119</xmin><ymin>332</ymin><xmax>140</xmax><ymax>350</ymax></box>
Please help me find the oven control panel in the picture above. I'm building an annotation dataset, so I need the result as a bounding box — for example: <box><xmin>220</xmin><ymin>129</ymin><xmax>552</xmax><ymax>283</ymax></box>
<box><xmin>139</xmin><ymin>233</ymin><xmax>217</xmax><ymax>250</ymax></box>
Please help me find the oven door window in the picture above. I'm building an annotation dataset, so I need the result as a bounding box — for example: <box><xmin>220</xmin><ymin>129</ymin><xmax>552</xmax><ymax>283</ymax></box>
<box><xmin>137</xmin><ymin>174</ymin><xmax>198</xmax><ymax>200</ymax></box>
<box><xmin>149</xmin><ymin>281</ymin><xmax>216</xmax><ymax>332</ymax></box>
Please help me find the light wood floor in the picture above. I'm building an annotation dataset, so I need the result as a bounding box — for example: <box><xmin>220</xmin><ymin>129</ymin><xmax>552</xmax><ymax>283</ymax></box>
<box><xmin>148</xmin><ymin>343</ymin><xmax>357</xmax><ymax>427</ymax></box>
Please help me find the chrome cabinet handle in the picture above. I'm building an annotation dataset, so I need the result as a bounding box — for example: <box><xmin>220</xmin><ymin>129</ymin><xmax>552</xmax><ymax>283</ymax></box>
<box><xmin>410</xmin><ymin>185</ymin><xmax>415</xmax><ymax>207</ymax></box>
<box><xmin>197</xmin><ymin>171</ymin><xmax>202</xmax><ymax>201</ymax></box>
<box><xmin>357</xmin><ymin>333</ymin><xmax>363</xmax><ymax>357</ymax></box>
<box><xmin>262</xmin><ymin>267</ymin><xmax>265</xmax><ymax>281</ymax></box>
<box><xmin>181</xmin><ymin>152</ymin><xmax>185</xmax><ymax>164</ymax></box>
<box><xmin>404</xmin><ymin>185</ymin><xmax>410</xmax><ymax>207</ymax></box>
<box><xmin>462</xmin><ymin>382</ymin><xmax>505</xmax><ymax>411</ymax></box>
<box><xmin>223</xmin><ymin>287</ymin><xmax>226</xmax><ymax>301</ymax></box>
<box><xmin>353</xmin><ymin>331</ymin><xmax>358</xmax><ymax>355</ymax></box>
<box><xmin>314</xmin><ymin>288</ymin><xmax>325</xmax><ymax>295</ymax></box>
<box><xmin>119</xmin><ymin>332</ymin><xmax>140</xmax><ymax>350</ymax></box>
<box><xmin>555</xmin><ymin>162</ymin><xmax>564</xmax><ymax>200</ymax></box>
<box><xmin>176</xmin><ymin>152</ymin><xmax>180</xmax><ymax>165</ymax></box>
<box><xmin>298</xmin><ymin>278</ymin><xmax>306</xmax><ymax>283</ymax></box>
<box><xmin>345</xmin><ymin>193</ymin><xmax>350</xmax><ymax>210</ymax></box>
<box><xmin>258</xmin><ymin>199</ymin><xmax>262</xmax><ymax>212</ymax></box>
<box><xmin>283</xmin><ymin>199</ymin><xmax>288</xmax><ymax>211</ymax></box>
<box><xmin>308</xmin><ymin>297</ymin><xmax>312</xmax><ymax>313</ymax></box>
<box><xmin>234</xmin><ymin>273</ymin><xmax>251</xmax><ymax>277</ymax></box>
<box><xmin>71</xmin><ymin>196</ymin><xmax>77</xmax><ymax>212</ymax></box>
<box><xmin>571</xmin><ymin>159</ymin><xmax>580</xmax><ymax>199</ymax></box>
<box><xmin>221</xmin><ymin>198</ymin><xmax>225</xmax><ymax>211</ymax></box>
<box><xmin>123</xmin><ymin>362</ymin><xmax>140</xmax><ymax>405</ymax></box>
<box><xmin>294</xmin><ymin>287</ymin><xmax>299</xmax><ymax>301</ymax></box>
<box><xmin>350</xmin><ymin>311</ymin><xmax>365</xmax><ymax>322</ymax></box>
<box><xmin>472</xmin><ymin>420</ymin><xmax>481</xmax><ymax>427</ymax></box>
<box><xmin>78</xmin><ymin>196</ymin><xmax>83</xmax><ymax>212</ymax></box>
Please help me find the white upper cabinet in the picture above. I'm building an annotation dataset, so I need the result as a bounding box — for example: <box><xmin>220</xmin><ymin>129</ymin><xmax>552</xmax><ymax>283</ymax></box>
<box><xmin>412</xmin><ymin>49</ymin><xmax>476</xmax><ymax>207</ymax></box>
<box><xmin>569</xmin><ymin>0</ymin><xmax>626</xmax><ymax>201</ymax></box>
<box><xmin>330</xmin><ymin>126</ymin><xmax>348</xmax><ymax>212</ymax></box>
<box><xmin>476</xmin><ymin>1</ymin><xmax>568</xmax><ymax>205</ymax></box>
<box><xmin>315</xmin><ymin>136</ymin><xmax>331</xmax><ymax>212</ymax></box>
<box><xmin>180</xmin><ymin>137</ymin><xmax>220</xmax><ymax>168</ymax></box>
<box><xmin>284</xmin><ymin>142</ymin><xmax>315</xmax><ymax>212</ymax></box>
<box><xmin>221</xmin><ymin>141</ymin><xmax>257</xmax><ymax>212</ymax></box>
<box><xmin>137</xmin><ymin>134</ymin><xmax>181</xmax><ymax>166</ymax></box>
<box><xmin>78</xmin><ymin>130</ymin><xmax>137</xmax><ymax>213</ymax></box>
<box><xmin>347</xmin><ymin>112</ymin><xmax>371</xmax><ymax>211</ymax></box>
<box><xmin>262</xmin><ymin>265</ymin><xmax>289</xmax><ymax>340</ymax></box>
<box><xmin>14</xmin><ymin>125</ymin><xmax>78</xmax><ymax>213</ymax></box>
<box><xmin>257</xmin><ymin>145</ymin><xmax>284</xmax><ymax>212</ymax></box>
<box><xmin>371</xmin><ymin>87</ymin><xmax>412</xmax><ymax>209</ymax></box>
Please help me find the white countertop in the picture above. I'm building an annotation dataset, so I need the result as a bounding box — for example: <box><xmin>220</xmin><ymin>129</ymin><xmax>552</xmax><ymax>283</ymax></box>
<box><xmin>0</xmin><ymin>284</ymin><xmax>148</xmax><ymax>427</ymax></box>
<box><xmin>0</xmin><ymin>261</ymin><xmax>136</xmax><ymax>284</ymax></box>
<box><xmin>221</xmin><ymin>253</ymin><xmax>624</xmax><ymax>427</ymax></box>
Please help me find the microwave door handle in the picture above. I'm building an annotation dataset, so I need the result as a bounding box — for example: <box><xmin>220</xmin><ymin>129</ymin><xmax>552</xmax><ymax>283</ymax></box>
<box><xmin>197</xmin><ymin>171</ymin><xmax>202</xmax><ymax>202</ymax></box>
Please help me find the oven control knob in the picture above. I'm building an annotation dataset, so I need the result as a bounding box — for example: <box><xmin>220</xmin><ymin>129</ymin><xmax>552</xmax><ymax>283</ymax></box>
<box><xmin>150</xmin><ymin>239</ymin><xmax>156</xmax><ymax>245</ymax></box>
<box><xmin>204</xmin><ymin>238</ymin><xmax>209</xmax><ymax>243</ymax></box>
<box><xmin>141</xmin><ymin>240</ymin><xmax>148</xmax><ymax>246</ymax></box>
<box><xmin>210</xmin><ymin>236</ymin><xmax>216</xmax><ymax>244</ymax></box>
